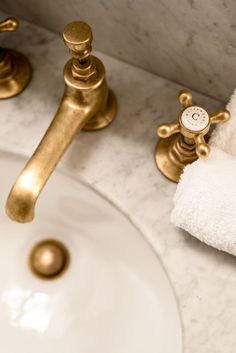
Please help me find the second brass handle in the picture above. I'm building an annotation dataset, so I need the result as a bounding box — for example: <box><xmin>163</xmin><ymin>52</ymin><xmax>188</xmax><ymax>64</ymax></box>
<box><xmin>0</xmin><ymin>17</ymin><xmax>19</xmax><ymax>33</ymax></box>
<box><xmin>157</xmin><ymin>90</ymin><xmax>230</xmax><ymax>158</ymax></box>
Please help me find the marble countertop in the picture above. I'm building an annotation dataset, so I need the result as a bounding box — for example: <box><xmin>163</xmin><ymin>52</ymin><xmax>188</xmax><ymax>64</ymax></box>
<box><xmin>1</xmin><ymin>14</ymin><xmax>236</xmax><ymax>353</ymax></box>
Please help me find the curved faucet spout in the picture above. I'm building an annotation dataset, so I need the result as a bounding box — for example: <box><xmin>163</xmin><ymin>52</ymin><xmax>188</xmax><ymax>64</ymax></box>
<box><xmin>6</xmin><ymin>91</ymin><xmax>94</xmax><ymax>223</ymax></box>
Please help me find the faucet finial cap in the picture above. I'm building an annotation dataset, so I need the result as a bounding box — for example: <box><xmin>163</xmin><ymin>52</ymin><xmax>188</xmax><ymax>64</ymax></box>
<box><xmin>0</xmin><ymin>17</ymin><xmax>19</xmax><ymax>32</ymax></box>
<box><xmin>63</xmin><ymin>21</ymin><xmax>93</xmax><ymax>61</ymax></box>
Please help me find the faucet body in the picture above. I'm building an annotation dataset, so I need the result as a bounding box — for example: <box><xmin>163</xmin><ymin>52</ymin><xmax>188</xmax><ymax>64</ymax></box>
<box><xmin>6</xmin><ymin>22</ymin><xmax>117</xmax><ymax>222</ymax></box>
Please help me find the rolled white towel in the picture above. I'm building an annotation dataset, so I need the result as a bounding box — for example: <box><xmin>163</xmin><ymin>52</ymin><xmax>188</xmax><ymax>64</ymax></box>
<box><xmin>210</xmin><ymin>89</ymin><xmax>236</xmax><ymax>155</ymax></box>
<box><xmin>171</xmin><ymin>89</ymin><xmax>236</xmax><ymax>256</ymax></box>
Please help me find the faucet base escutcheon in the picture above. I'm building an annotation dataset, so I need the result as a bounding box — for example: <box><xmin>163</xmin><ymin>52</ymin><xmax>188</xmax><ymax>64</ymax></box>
<box><xmin>0</xmin><ymin>48</ymin><xmax>32</xmax><ymax>99</ymax></box>
<box><xmin>83</xmin><ymin>89</ymin><xmax>117</xmax><ymax>131</ymax></box>
<box><xmin>155</xmin><ymin>133</ymin><xmax>197</xmax><ymax>182</ymax></box>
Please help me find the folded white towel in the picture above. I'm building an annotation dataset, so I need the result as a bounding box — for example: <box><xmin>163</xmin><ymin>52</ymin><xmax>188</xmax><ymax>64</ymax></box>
<box><xmin>210</xmin><ymin>89</ymin><xmax>236</xmax><ymax>155</ymax></box>
<box><xmin>171</xmin><ymin>89</ymin><xmax>236</xmax><ymax>256</ymax></box>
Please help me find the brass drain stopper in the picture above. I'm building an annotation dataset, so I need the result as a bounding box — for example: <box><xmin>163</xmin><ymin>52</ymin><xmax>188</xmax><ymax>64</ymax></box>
<box><xmin>29</xmin><ymin>239</ymin><xmax>70</xmax><ymax>280</ymax></box>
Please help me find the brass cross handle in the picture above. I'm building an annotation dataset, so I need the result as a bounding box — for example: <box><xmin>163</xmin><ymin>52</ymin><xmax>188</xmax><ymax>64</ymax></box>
<box><xmin>157</xmin><ymin>89</ymin><xmax>230</xmax><ymax>158</ymax></box>
<box><xmin>155</xmin><ymin>89</ymin><xmax>230</xmax><ymax>182</ymax></box>
<box><xmin>0</xmin><ymin>17</ymin><xmax>19</xmax><ymax>33</ymax></box>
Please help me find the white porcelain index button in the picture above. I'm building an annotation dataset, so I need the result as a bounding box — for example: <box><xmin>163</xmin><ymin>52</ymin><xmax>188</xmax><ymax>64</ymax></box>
<box><xmin>180</xmin><ymin>106</ymin><xmax>210</xmax><ymax>132</ymax></box>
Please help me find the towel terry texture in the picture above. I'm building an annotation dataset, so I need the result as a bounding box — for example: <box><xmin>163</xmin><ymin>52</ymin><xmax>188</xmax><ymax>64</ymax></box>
<box><xmin>171</xmin><ymin>89</ymin><xmax>236</xmax><ymax>256</ymax></box>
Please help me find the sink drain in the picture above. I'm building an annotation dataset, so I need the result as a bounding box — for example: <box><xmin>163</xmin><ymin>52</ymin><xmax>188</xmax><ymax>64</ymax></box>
<box><xmin>29</xmin><ymin>239</ymin><xmax>70</xmax><ymax>280</ymax></box>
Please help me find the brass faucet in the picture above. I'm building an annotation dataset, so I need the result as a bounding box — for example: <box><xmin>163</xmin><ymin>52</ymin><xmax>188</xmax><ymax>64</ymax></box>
<box><xmin>0</xmin><ymin>17</ymin><xmax>31</xmax><ymax>98</ymax></box>
<box><xmin>6</xmin><ymin>21</ymin><xmax>117</xmax><ymax>222</ymax></box>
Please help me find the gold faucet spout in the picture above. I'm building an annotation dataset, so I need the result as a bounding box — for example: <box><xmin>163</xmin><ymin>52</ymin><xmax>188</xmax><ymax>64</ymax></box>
<box><xmin>6</xmin><ymin>89</ymin><xmax>93</xmax><ymax>222</ymax></box>
<box><xmin>5</xmin><ymin>21</ymin><xmax>117</xmax><ymax>223</ymax></box>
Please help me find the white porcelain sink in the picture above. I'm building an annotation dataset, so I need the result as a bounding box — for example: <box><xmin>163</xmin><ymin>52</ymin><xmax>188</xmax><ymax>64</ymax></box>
<box><xmin>0</xmin><ymin>151</ymin><xmax>182</xmax><ymax>353</ymax></box>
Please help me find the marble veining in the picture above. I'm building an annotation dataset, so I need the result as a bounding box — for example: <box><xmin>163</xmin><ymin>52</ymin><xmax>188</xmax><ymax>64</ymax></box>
<box><xmin>0</xmin><ymin>13</ymin><xmax>236</xmax><ymax>353</ymax></box>
<box><xmin>1</xmin><ymin>0</ymin><xmax>236</xmax><ymax>101</ymax></box>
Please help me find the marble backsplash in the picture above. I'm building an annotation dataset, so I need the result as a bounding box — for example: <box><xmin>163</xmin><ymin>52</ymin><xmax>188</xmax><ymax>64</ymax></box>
<box><xmin>1</xmin><ymin>0</ymin><xmax>236</xmax><ymax>101</ymax></box>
